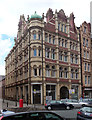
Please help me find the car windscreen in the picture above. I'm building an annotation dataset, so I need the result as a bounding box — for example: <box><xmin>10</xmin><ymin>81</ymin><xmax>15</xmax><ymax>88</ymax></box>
<box><xmin>81</xmin><ymin>107</ymin><xmax>92</xmax><ymax>113</ymax></box>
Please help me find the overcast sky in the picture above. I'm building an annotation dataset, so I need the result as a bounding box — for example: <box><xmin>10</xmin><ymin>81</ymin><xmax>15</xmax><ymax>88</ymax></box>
<box><xmin>0</xmin><ymin>0</ymin><xmax>92</xmax><ymax>75</ymax></box>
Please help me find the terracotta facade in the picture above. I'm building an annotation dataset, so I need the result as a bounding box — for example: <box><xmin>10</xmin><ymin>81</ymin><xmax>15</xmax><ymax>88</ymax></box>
<box><xmin>5</xmin><ymin>9</ymin><xmax>82</xmax><ymax>104</ymax></box>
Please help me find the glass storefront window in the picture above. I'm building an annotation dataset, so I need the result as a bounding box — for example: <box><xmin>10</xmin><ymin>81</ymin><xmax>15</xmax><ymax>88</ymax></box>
<box><xmin>46</xmin><ymin>85</ymin><xmax>56</xmax><ymax>100</ymax></box>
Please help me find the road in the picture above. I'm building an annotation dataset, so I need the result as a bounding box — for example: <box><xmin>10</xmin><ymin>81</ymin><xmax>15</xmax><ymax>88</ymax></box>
<box><xmin>0</xmin><ymin>99</ymin><xmax>79</xmax><ymax>119</ymax></box>
<box><xmin>51</xmin><ymin>109</ymin><xmax>79</xmax><ymax>120</ymax></box>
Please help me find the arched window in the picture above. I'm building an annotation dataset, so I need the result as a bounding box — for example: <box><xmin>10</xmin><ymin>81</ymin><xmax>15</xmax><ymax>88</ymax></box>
<box><xmin>38</xmin><ymin>31</ymin><xmax>41</xmax><ymax>40</ymax></box>
<box><xmin>59</xmin><ymin>67</ymin><xmax>63</xmax><ymax>78</ymax></box>
<box><xmin>33</xmin><ymin>31</ymin><xmax>36</xmax><ymax>40</ymax></box>
<box><xmin>64</xmin><ymin>68</ymin><xmax>68</xmax><ymax>78</ymax></box>
<box><xmin>59</xmin><ymin>51</ymin><xmax>63</xmax><ymax>61</ymax></box>
<box><xmin>33</xmin><ymin>33</ymin><xmax>36</xmax><ymax>40</ymax></box>
<box><xmin>71</xmin><ymin>69</ymin><xmax>74</xmax><ymax>78</ymax></box>
<box><xmin>33</xmin><ymin>49</ymin><xmax>37</xmax><ymax>56</ymax></box>
<box><xmin>45</xmin><ymin>33</ymin><xmax>48</xmax><ymax>42</ymax></box>
<box><xmin>64</xmin><ymin>25</ymin><xmax>66</xmax><ymax>33</ymax></box>
<box><xmin>51</xmin><ymin>49</ymin><xmax>55</xmax><ymax>59</ymax></box>
<box><xmin>33</xmin><ymin>66</ymin><xmax>37</xmax><ymax>76</ymax></box>
<box><xmin>61</xmin><ymin>24</ymin><xmax>63</xmax><ymax>32</ymax></box>
<box><xmin>39</xmin><ymin>66</ymin><xmax>41</xmax><ymax>76</ymax></box>
<box><xmin>52</xmin><ymin>65</ymin><xmax>56</xmax><ymax>77</ymax></box>
<box><xmin>46</xmin><ymin>65</ymin><xmax>50</xmax><ymax>77</ymax></box>
<box><xmin>75</xmin><ymin>69</ymin><xmax>78</xmax><ymax>79</ymax></box>
<box><xmin>49</xmin><ymin>34</ymin><xmax>51</xmax><ymax>43</ymax></box>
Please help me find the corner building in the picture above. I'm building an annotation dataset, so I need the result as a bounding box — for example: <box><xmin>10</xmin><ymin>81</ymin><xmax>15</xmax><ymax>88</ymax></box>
<box><xmin>5</xmin><ymin>9</ymin><xmax>81</xmax><ymax>104</ymax></box>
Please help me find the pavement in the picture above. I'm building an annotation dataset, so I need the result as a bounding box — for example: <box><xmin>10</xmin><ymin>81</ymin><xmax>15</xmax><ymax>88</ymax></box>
<box><xmin>0</xmin><ymin>99</ymin><xmax>45</xmax><ymax>112</ymax></box>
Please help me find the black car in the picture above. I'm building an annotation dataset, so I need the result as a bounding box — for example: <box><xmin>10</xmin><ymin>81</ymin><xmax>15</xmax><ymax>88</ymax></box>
<box><xmin>45</xmin><ymin>100</ymin><xmax>74</xmax><ymax>110</ymax></box>
<box><xmin>77</xmin><ymin>106</ymin><xmax>92</xmax><ymax>120</ymax></box>
<box><xmin>0</xmin><ymin>111</ymin><xmax>65</xmax><ymax>120</ymax></box>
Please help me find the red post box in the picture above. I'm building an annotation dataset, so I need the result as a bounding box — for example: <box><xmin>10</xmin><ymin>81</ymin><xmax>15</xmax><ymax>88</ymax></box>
<box><xmin>19</xmin><ymin>99</ymin><xmax>23</xmax><ymax>107</ymax></box>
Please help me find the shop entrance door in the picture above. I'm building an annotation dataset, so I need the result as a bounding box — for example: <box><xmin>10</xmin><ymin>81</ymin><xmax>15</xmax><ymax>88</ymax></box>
<box><xmin>60</xmin><ymin>86</ymin><xmax>69</xmax><ymax>99</ymax></box>
<box><xmin>33</xmin><ymin>85</ymin><xmax>41</xmax><ymax>104</ymax></box>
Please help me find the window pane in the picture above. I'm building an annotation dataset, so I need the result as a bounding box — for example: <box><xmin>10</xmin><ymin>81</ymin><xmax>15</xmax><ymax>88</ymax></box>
<box><xmin>34</xmin><ymin>49</ymin><xmax>37</xmax><ymax>56</ymax></box>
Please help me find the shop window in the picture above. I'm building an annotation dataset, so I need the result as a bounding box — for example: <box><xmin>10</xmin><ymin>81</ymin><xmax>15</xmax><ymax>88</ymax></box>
<box><xmin>46</xmin><ymin>85</ymin><xmax>56</xmax><ymax>100</ymax></box>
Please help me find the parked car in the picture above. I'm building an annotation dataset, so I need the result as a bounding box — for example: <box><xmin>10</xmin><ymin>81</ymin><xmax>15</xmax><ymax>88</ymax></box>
<box><xmin>61</xmin><ymin>99</ymin><xmax>81</xmax><ymax>108</ymax></box>
<box><xmin>79</xmin><ymin>98</ymin><xmax>92</xmax><ymax>107</ymax></box>
<box><xmin>45</xmin><ymin>100</ymin><xmax>74</xmax><ymax>110</ymax></box>
<box><xmin>0</xmin><ymin>109</ymin><xmax>15</xmax><ymax>115</ymax></box>
<box><xmin>0</xmin><ymin>111</ymin><xmax>65</xmax><ymax>120</ymax></box>
<box><xmin>77</xmin><ymin>106</ymin><xmax>92</xmax><ymax>120</ymax></box>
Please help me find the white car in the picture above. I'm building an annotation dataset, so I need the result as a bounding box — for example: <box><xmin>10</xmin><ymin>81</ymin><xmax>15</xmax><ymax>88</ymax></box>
<box><xmin>78</xmin><ymin>98</ymin><xmax>92</xmax><ymax>107</ymax></box>
<box><xmin>1</xmin><ymin>109</ymin><xmax>15</xmax><ymax>115</ymax></box>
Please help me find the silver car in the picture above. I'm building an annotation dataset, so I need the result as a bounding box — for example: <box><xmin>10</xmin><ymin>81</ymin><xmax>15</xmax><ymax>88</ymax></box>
<box><xmin>79</xmin><ymin>98</ymin><xmax>92</xmax><ymax>107</ymax></box>
<box><xmin>61</xmin><ymin>99</ymin><xmax>81</xmax><ymax>108</ymax></box>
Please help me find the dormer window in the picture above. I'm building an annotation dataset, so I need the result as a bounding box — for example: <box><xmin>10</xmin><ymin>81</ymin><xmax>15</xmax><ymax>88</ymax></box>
<box><xmin>61</xmin><ymin>24</ymin><xmax>63</xmax><ymax>32</ymax></box>
<box><xmin>84</xmin><ymin>26</ymin><xmax>86</xmax><ymax>33</ymax></box>
<box><xmin>64</xmin><ymin>25</ymin><xmax>66</xmax><ymax>33</ymax></box>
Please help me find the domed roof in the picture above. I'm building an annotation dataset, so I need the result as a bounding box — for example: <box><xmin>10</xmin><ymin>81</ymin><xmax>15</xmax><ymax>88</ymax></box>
<box><xmin>31</xmin><ymin>11</ymin><xmax>42</xmax><ymax>19</ymax></box>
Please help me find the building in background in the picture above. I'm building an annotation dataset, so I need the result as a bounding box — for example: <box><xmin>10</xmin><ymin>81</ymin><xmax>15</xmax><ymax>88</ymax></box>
<box><xmin>5</xmin><ymin>9</ymin><xmax>81</xmax><ymax>104</ymax></box>
<box><xmin>0</xmin><ymin>75</ymin><xmax>5</xmax><ymax>99</ymax></box>
<box><xmin>79</xmin><ymin>22</ymin><xmax>92</xmax><ymax>98</ymax></box>
<box><xmin>90</xmin><ymin>1</ymin><xmax>92</xmax><ymax>37</ymax></box>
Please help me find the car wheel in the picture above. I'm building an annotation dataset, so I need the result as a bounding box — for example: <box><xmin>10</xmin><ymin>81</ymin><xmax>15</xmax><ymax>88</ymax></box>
<box><xmin>47</xmin><ymin>106</ymin><xmax>52</xmax><ymax>110</ymax></box>
<box><xmin>66</xmin><ymin>106</ymin><xmax>70</xmax><ymax>110</ymax></box>
<box><xmin>82</xmin><ymin>104</ymin><xmax>85</xmax><ymax>107</ymax></box>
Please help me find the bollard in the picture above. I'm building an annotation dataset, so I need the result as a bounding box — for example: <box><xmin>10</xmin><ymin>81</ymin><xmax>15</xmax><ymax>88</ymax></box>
<box><xmin>19</xmin><ymin>99</ymin><xmax>23</xmax><ymax>108</ymax></box>
<box><xmin>27</xmin><ymin>100</ymin><xmax>28</xmax><ymax>106</ymax></box>
<box><xmin>7</xmin><ymin>102</ymin><xmax>8</xmax><ymax>107</ymax></box>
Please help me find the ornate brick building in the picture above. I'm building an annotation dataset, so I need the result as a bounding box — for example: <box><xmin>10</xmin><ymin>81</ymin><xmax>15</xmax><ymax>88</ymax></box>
<box><xmin>5</xmin><ymin>9</ymin><xmax>81</xmax><ymax>104</ymax></box>
<box><xmin>78</xmin><ymin>22</ymin><xmax>92</xmax><ymax>98</ymax></box>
